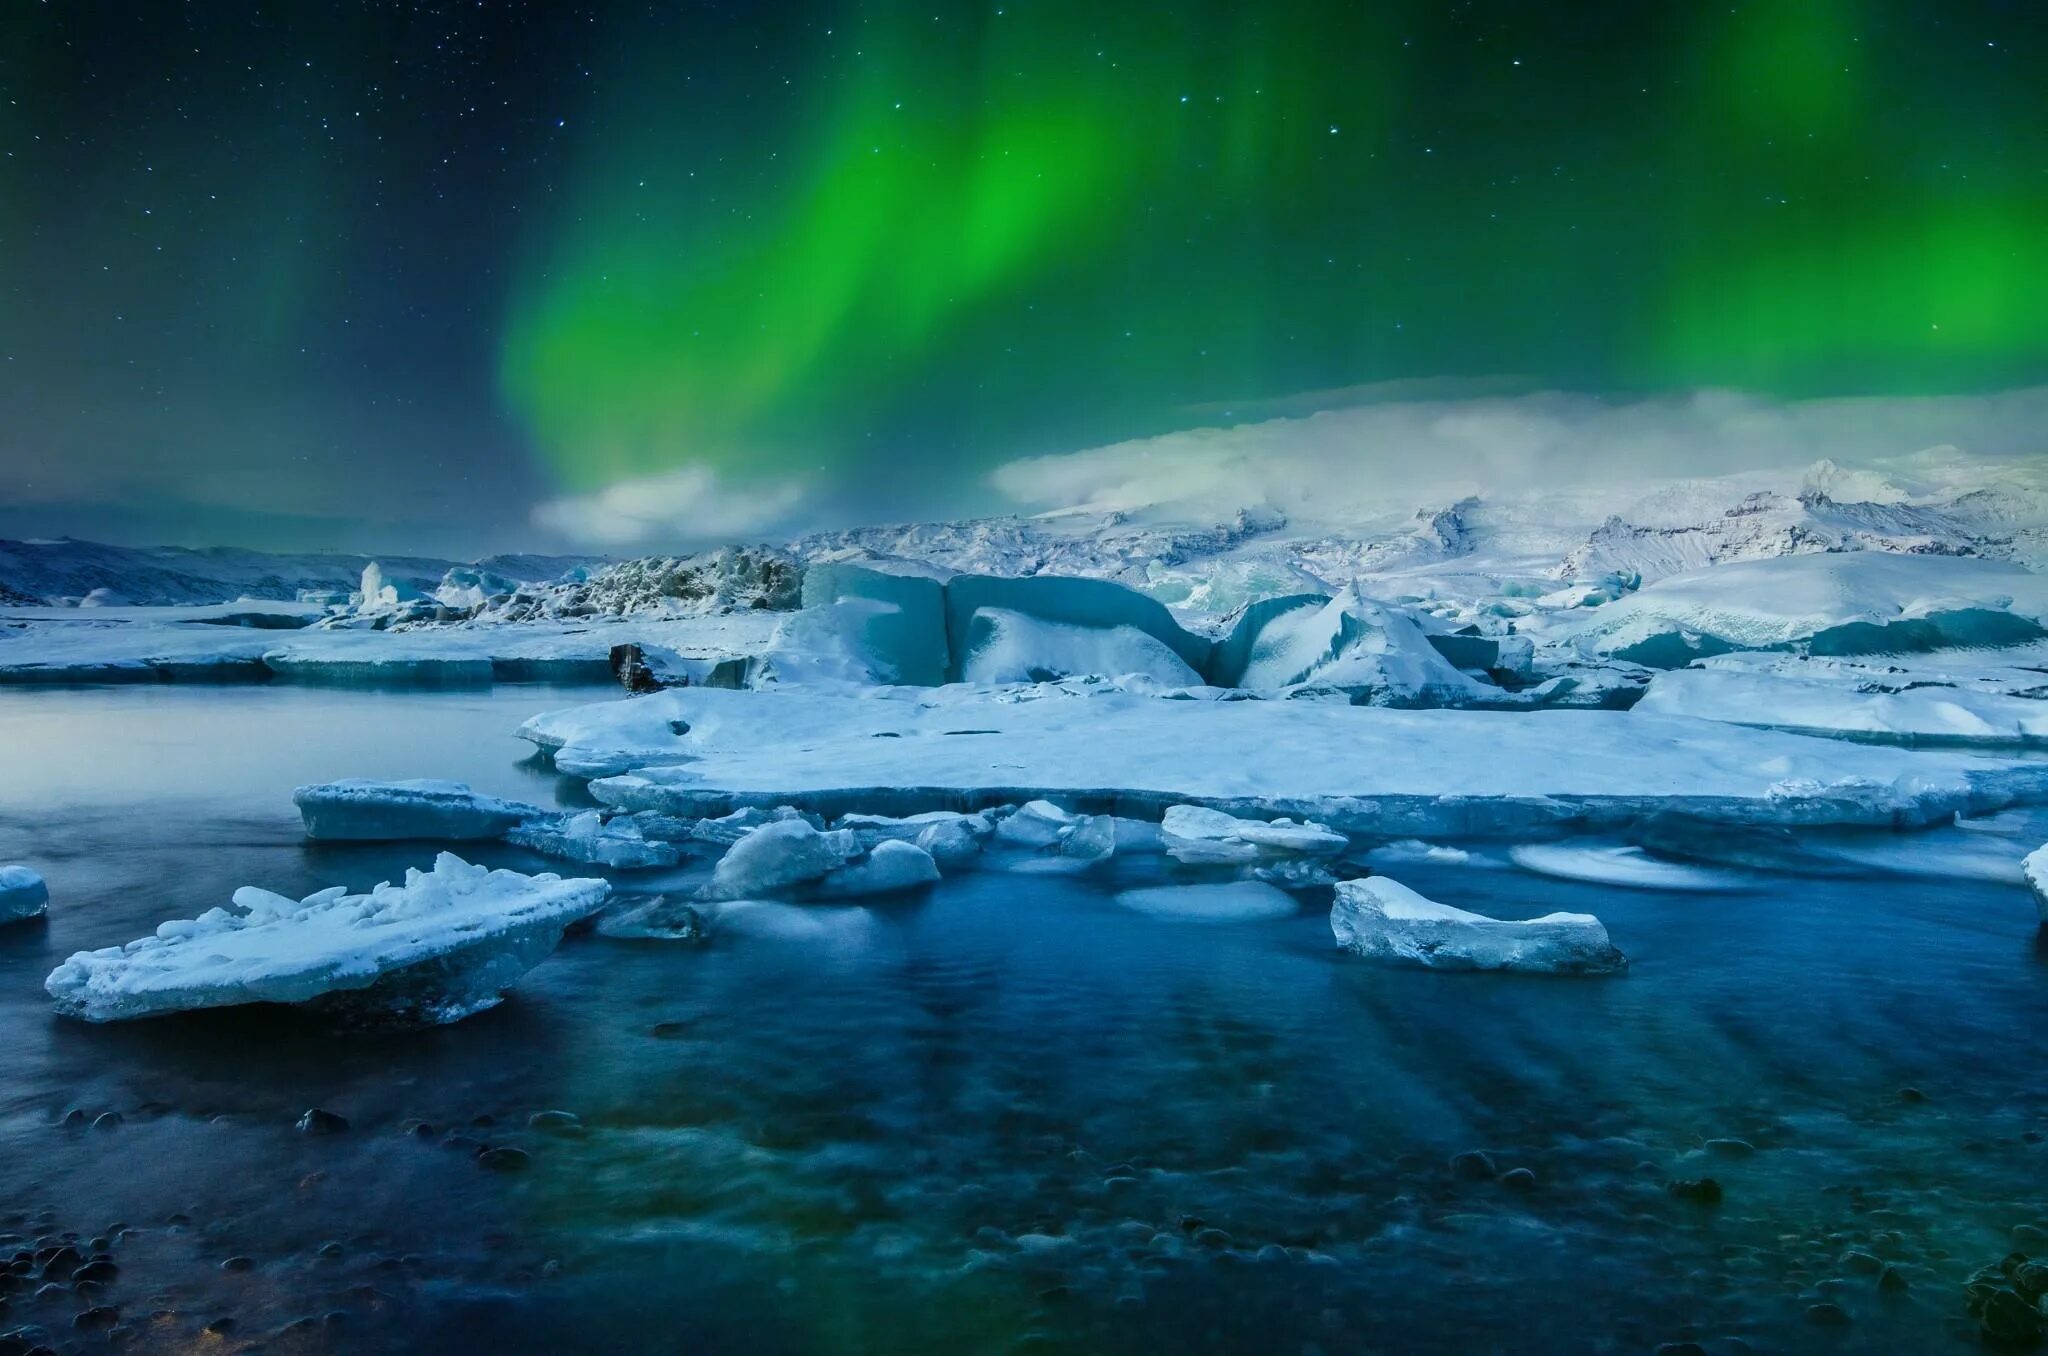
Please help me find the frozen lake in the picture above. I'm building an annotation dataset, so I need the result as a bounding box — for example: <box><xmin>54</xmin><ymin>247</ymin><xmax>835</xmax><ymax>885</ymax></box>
<box><xmin>2</xmin><ymin>685</ymin><xmax>2046</xmax><ymax>1353</ymax></box>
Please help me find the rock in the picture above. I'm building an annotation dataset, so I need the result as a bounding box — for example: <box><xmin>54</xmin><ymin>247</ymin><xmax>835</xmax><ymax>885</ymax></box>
<box><xmin>71</xmin><ymin>1307</ymin><xmax>117</xmax><ymax>1331</ymax></box>
<box><xmin>1878</xmin><ymin>1265</ymin><xmax>1910</xmax><ymax>1294</ymax></box>
<box><xmin>0</xmin><ymin>868</ymin><xmax>49</xmax><ymax>926</ymax></box>
<box><xmin>1654</xmin><ymin>1344</ymin><xmax>1708</xmax><ymax>1356</ymax></box>
<box><xmin>296</xmin><ymin>1109</ymin><xmax>348</xmax><ymax>1136</ymax></box>
<box><xmin>1666</xmin><ymin>1178</ymin><xmax>1723</xmax><ymax>1205</ymax></box>
<box><xmin>526</xmin><ymin>1111</ymin><xmax>582</xmax><ymax>1135</ymax></box>
<box><xmin>89</xmin><ymin>1113</ymin><xmax>120</xmax><ymax>1132</ymax></box>
<box><xmin>1449</xmin><ymin>1150</ymin><xmax>1497</xmax><ymax>1180</ymax></box>
<box><xmin>1332</xmin><ymin>875</ymin><xmax>1626</xmax><ymax>974</ymax></box>
<box><xmin>1703</xmin><ymin>1138</ymin><xmax>1756</xmax><ymax>1157</ymax></box>
<box><xmin>1499</xmin><ymin>1167</ymin><xmax>1537</xmax><ymax>1190</ymax></box>
<box><xmin>1897</xmin><ymin>1087</ymin><xmax>1928</xmax><ymax>1103</ymax></box>
<box><xmin>1839</xmin><ymin>1249</ymin><xmax>1884</xmax><ymax>1275</ymax></box>
<box><xmin>1977</xmin><ymin>1286</ymin><xmax>2043</xmax><ymax>1345</ymax></box>
<box><xmin>1804</xmin><ymin>1302</ymin><xmax>1851</xmax><ymax>1326</ymax></box>
<box><xmin>218</xmin><ymin>1256</ymin><xmax>253</xmax><ymax>1273</ymax></box>
<box><xmin>477</xmin><ymin>1147</ymin><xmax>530</xmax><ymax>1172</ymax></box>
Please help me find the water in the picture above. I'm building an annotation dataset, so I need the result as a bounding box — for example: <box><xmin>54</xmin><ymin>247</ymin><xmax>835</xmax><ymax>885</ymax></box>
<box><xmin>2</xmin><ymin>685</ymin><xmax>2046</xmax><ymax>1353</ymax></box>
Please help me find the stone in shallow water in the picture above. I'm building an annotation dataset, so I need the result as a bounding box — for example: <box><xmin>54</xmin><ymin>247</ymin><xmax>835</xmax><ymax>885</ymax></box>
<box><xmin>1330</xmin><ymin>875</ymin><xmax>1626</xmax><ymax>975</ymax></box>
<box><xmin>43</xmin><ymin>853</ymin><xmax>607</xmax><ymax>1026</ymax></box>
<box><xmin>0</xmin><ymin>865</ymin><xmax>49</xmax><ymax>925</ymax></box>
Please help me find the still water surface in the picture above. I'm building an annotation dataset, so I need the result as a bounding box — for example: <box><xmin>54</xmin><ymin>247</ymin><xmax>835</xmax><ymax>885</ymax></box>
<box><xmin>1</xmin><ymin>685</ymin><xmax>2045</xmax><ymax>1353</ymax></box>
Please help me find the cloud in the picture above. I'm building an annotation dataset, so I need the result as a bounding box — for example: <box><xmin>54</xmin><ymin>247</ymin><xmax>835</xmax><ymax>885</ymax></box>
<box><xmin>991</xmin><ymin>386</ymin><xmax>2048</xmax><ymax>523</ymax></box>
<box><xmin>532</xmin><ymin>465</ymin><xmax>807</xmax><ymax>546</ymax></box>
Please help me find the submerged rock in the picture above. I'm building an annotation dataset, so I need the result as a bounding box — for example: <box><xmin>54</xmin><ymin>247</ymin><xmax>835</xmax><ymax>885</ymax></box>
<box><xmin>1330</xmin><ymin>875</ymin><xmax>1627</xmax><ymax>975</ymax></box>
<box><xmin>44</xmin><ymin>853</ymin><xmax>608</xmax><ymax>1026</ymax></box>
<box><xmin>1</xmin><ymin>865</ymin><xmax>49</xmax><ymax>925</ymax></box>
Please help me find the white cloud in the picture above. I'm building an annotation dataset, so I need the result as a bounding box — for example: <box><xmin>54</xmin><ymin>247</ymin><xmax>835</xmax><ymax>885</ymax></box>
<box><xmin>532</xmin><ymin>465</ymin><xmax>806</xmax><ymax>546</ymax></box>
<box><xmin>991</xmin><ymin>386</ymin><xmax>2048</xmax><ymax>524</ymax></box>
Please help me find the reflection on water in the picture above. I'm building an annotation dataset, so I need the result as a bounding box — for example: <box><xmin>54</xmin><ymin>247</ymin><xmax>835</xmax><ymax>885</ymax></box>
<box><xmin>1</xmin><ymin>686</ymin><xmax>2045</xmax><ymax>1353</ymax></box>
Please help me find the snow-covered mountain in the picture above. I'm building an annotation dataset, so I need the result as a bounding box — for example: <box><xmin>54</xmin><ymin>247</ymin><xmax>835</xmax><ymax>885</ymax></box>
<box><xmin>0</xmin><ymin>539</ymin><xmax>600</xmax><ymax>607</ymax></box>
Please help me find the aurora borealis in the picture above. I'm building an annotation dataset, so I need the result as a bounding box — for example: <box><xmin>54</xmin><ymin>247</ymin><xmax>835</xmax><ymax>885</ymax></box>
<box><xmin>2</xmin><ymin>2</ymin><xmax>2045</xmax><ymax>551</ymax></box>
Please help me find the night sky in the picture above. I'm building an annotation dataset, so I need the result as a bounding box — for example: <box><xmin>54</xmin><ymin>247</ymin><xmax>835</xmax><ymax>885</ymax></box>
<box><xmin>2</xmin><ymin>2</ymin><xmax>2044</xmax><ymax>554</ymax></box>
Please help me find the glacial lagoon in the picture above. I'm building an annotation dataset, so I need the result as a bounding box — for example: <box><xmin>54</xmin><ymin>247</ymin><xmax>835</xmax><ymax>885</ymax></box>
<box><xmin>2</xmin><ymin>684</ymin><xmax>2045</xmax><ymax>1352</ymax></box>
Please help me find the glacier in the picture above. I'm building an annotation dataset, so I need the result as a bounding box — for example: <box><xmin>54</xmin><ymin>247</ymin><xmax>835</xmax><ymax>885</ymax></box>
<box><xmin>44</xmin><ymin>853</ymin><xmax>608</xmax><ymax>1025</ymax></box>
<box><xmin>1330</xmin><ymin>875</ymin><xmax>1627</xmax><ymax>975</ymax></box>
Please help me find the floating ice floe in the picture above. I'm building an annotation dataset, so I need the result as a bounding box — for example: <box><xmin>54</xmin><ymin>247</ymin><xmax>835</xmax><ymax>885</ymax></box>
<box><xmin>44</xmin><ymin>853</ymin><xmax>609</xmax><ymax>1025</ymax></box>
<box><xmin>699</xmin><ymin>819</ymin><xmax>939</xmax><ymax>902</ymax></box>
<box><xmin>1507</xmin><ymin>842</ymin><xmax>1752</xmax><ymax>892</ymax></box>
<box><xmin>2026</xmin><ymin>845</ymin><xmax>2048</xmax><ymax>923</ymax></box>
<box><xmin>1330</xmin><ymin>875</ymin><xmax>1626</xmax><ymax>975</ymax></box>
<box><xmin>531</xmin><ymin>686</ymin><xmax>2048</xmax><ymax>836</ymax></box>
<box><xmin>1114</xmin><ymin>881</ymin><xmax>1300</xmax><ymax>924</ymax></box>
<box><xmin>1</xmin><ymin>865</ymin><xmax>49</xmax><ymax>924</ymax></box>
<box><xmin>837</xmin><ymin>810</ymin><xmax>996</xmax><ymax>867</ymax></box>
<box><xmin>295</xmin><ymin>779</ymin><xmax>541</xmax><ymax>841</ymax></box>
<box><xmin>1160</xmin><ymin>804</ymin><xmax>1346</xmax><ymax>865</ymax></box>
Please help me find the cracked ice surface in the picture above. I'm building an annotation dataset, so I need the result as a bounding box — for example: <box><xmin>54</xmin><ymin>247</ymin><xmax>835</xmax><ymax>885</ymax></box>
<box><xmin>520</xmin><ymin>685</ymin><xmax>2048</xmax><ymax>837</ymax></box>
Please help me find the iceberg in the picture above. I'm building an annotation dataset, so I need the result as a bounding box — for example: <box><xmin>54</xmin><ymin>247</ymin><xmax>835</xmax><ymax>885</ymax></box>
<box><xmin>960</xmin><ymin>608</ymin><xmax>1204</xmax><ymax>687</ymax></box>
<box><xmin>1159</xmin><ymin>804</ymin><xmax>1346</xmax><ymax>864</ymax></box>
<box><xmin>2027</xmin><ymin>844</ymin><xmax>2048</xmax><ymax>923</ymax></box>
<box><xmin>1114</xmin><ymin>881</ymin><xmax>1300</xmax><ymax>924</ymax></box>
<box><xmin>1230</xmin><ymin>584</ymin><xmax>1497</xmax><ymax>706</ymax></box>
<box><xmin>44</xmin><ymin>853</ymin><xmax>608</xmax><ymax>1025</ymax></box>
<box><xmin>2</xmin><ymin>864</ymin><xmax>49</xmax><ymax>924</ymax></box>
<box><xmin>941</xmin><ymin>573</ymin><xmax>1214</xmax><ymax>682</ymax></box>
<box><xmin>295</xmin><ymin>779</ymin><xmax>540</xmax><ymax>841</ymax></box>
<box><xmin>1330</xmin><ymin>875</ymin><xmax>1627</xmax><ymax>974</ymax></box>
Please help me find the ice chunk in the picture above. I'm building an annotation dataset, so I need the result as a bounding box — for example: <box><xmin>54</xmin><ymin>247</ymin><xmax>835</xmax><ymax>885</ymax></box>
<box><xmin>1160</xmin><ymin>804</ymin><xmax>1346</xmax><ymax>864</ymax></box>
<box><xmin>1638</xmin><ymin>668</ymin><xmax>2048</xmax><ymax>748</ymax></box>
<box><xmin>1330</xmin><ymin>875</ymin><xmax>1626</xmax><ymax>975</ymax></box>
<box><xmin>692</xmin><ymin>805</ymin><xmax>816</xmax><ymax>846</ymax></box>
<box><xmin>2026</xmin><ymin>844</ymin><xmax>2048</xmax><ymax>923</ymax></box>
<box><xmin>295</xmin><ymin>779</ymin><xmax>540</xmax><ymax>841</ymax></box>
<box><xmin>1232</xmin><ymin>584</ymin><xmax>1495</xmax><ymax>706</ymax></box>
<box><xmin>942</xmin><ymin>573</ymin><xmax>1213</xmax><ymax>683</ymax></box>
<box><xmin>810</xmin><ymin>839</ymin><xmax>941</xmax><ymax>899</ymax></box>
<box><xmin>960</xmin><ymin>608</ymin><xmax>1203</xmax><ymax>687</ymax></box>
<box><xmin>993</xmin><ymin>801</ymin><xmax>1117</xmax><ymax>862</ymax></box>
<box><xmin>504</xmin><ymin>810</ymin><xmax>683</xmax><ymax>869</ymax></box>
<box><xmin>44</xmin><ymin>853</ymin><xmax>608</xmax><ymax>1025</ymax></box>
<box><xmin>756</xmin><ymin>598</ymin><xmax>911</xmax><ymax>687</ymax></box>
<box><xmin>594</xmin><ymin>894</ymin><xmax>708</xmax><ymax>941</ymax></box>
<box><xmin>800</xmin><ymin>563</ymin><xmax>949</xmax><ymax>686</ymax></box>
<box><xmin>1507</xmin><ymin>842</ymin><xmax>1753</xmax><ymax>892</ymax></box>
<box><xmin>699</xmin><ymin>819</ymin><xmax>858</xmax><ymax>901</ymax></box>
<box><xmin>1114</xmin><ymin>881</ymin><xmax>1299</xmax><ymax>923</ymax></box>
<box><xmin>1</xmin><ymin>864</ymin><xmax>49</xmax><ymax>924</ymax></box>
